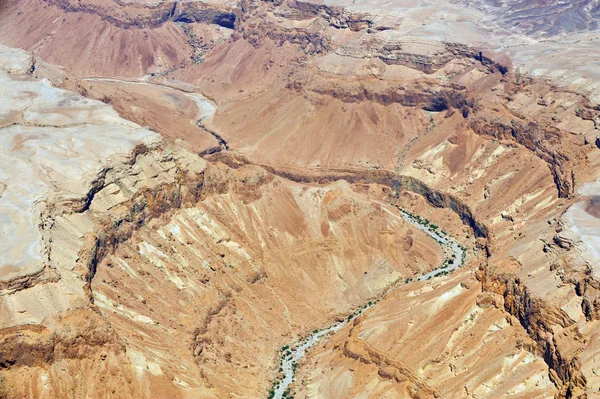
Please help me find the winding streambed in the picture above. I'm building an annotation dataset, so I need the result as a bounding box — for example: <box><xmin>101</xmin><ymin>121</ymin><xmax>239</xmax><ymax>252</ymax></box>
<box><xmin>269</xmin><ymin>206</ymin><xmax>466</xmax><ymax>399</ymax></box>
<box><xmin>82</xmin><ymin>76</ymin><xmax>226</xmax><ymax>152</ymax></box>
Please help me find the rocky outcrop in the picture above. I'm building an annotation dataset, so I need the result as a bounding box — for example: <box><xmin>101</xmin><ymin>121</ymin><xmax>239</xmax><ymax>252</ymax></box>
<box><xmin>76</xmin><ymin>147</ymin><xmax>207</xmax><ymax>297</ymax></box>
<box><xmin>191</xmin><ymin>293</ymin><xmax>230</xmax><ymax>361</ymax></box>
<box><xmin>338</xmin><ymin>319</ymin><xmax>441</xmax><ymax>398</ymax></box>
<box><xmin>0</xmin><ymin>310</ymin><xmax>122</xmax><ymax>368</ymax></box>
<box><xmin>575</xmin><ymin>105</ymin><xmax>600</xmax><ymax>130</ymax></box>
<box><xmin>238</xmin><ymin>20</ymin><xmax>331</xmax><ymax>53</ymax></box>
<box><xmin>561</xmin><ymin>268</ymin><xmax>600</xmax><ymax>322</ymax></box>
<box><xmin>478</xmin><ymin>266</ymin><xmax>587</xmax><ymax>398</ymax></box>
<box><xmin>47</xmin><ymin>0</ymin><xmax>237</xmax><ymax>29</ymax></box>
<box><xmin>207</xmin><ymin>153</ymin><xmax>489</xmax><ymax>240</ymax></box>
<box><xmin>260</xmin><ymin>0</ymin><xmax>375</xmax><ymax>31</ymax></box>
<box><xmin>267</xmin><ymin>167</ymin><xmax>489</xmax><ymax>238</ymax></box>
<box><xmin>173</xmin><ymin>4</ymin><xmax>237</xmax><ymax>29</ymax></box>
<box><xmin>469</xmin><ymin>117</ymin><xmax>583</xmax><ymax>198</ymax></box>
<box><xmin>334</xmin><ymin>37</ymin><xmax>509</xmax><ymax>74</ymax></box>
<box><xmin>289</xmin><ymin>75</ymin><xmax>473</xmax><ymax>112</ymax></box>
<box><xmin>235</xmin><ymin>0</ymin><xmax>333</xmax><ymax>53</ymax></box>
<box><xmin>453</xmin><ymin>45</ymin><xmax>509</xmax><ymax>75</ymax></box>
<box><xmin>0</xmin><ymin>267</ymin><xmax>58</xmax><ymax>293</ymax></box>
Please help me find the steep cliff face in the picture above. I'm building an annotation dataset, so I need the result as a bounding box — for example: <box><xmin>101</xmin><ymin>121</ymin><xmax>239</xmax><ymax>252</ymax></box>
<box><xmin>478</xmin><ymin>266</ymin><xmax>587</xmax><ymax>397</ymax></box>
<box><xmin>0</xmin><ymin>309</ymin><xmax>123</xmax><ymax>369</ymax></box>
<box><xmin>335</xmin><ymin>38</ymin><xmax>508</xmax><ymax>74</ymax></box>
<box><xmin>254</xmin><ymin>164</ymin><xmax>490</xmax><ymax>239</ymax></box>
<box><xmin>468</xmin><ymin>117</ymin><xmax>584</xmax><ymax>198</ymax></box>
<box><xmin>239</xmin><ymin>20</ymin><xmax>332</xmax><ymax>54</ymax></box>
<box><xmin>289</xmin><ymin>74</ymin><xmax>472</xmax><ymax>111</ymax></box>
<box><xmin>46</xmin><ymin>0</ymin><xmax>237</xmax><ymax>30</ymax></box>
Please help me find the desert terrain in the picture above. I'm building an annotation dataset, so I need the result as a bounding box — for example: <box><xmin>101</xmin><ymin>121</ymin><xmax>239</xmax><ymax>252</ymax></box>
<box><xmin>1</xmin><ymin>0</ymin><xmax>600</xmax><ymax>398</ymax></box>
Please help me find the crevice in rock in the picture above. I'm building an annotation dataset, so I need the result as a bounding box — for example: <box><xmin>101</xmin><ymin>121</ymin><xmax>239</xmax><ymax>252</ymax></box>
<box><xmin>196</xmin><ymin>122</ymin><xmax>229</xmax><ymax>153</ymax></box>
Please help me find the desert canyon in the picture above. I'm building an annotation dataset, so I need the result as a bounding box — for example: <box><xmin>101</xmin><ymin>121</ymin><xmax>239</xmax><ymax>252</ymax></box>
<box><xmin>1</xmin><ymin>0</ymin><xmax>600</xmax><ymax>398</ymax></box>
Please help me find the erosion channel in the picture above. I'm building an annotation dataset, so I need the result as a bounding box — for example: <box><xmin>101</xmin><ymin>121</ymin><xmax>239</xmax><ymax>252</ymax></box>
<box><xmin>270</xmin><ymin>206</ymin><xmax>467</xmax><ymax>399</ymax></box>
